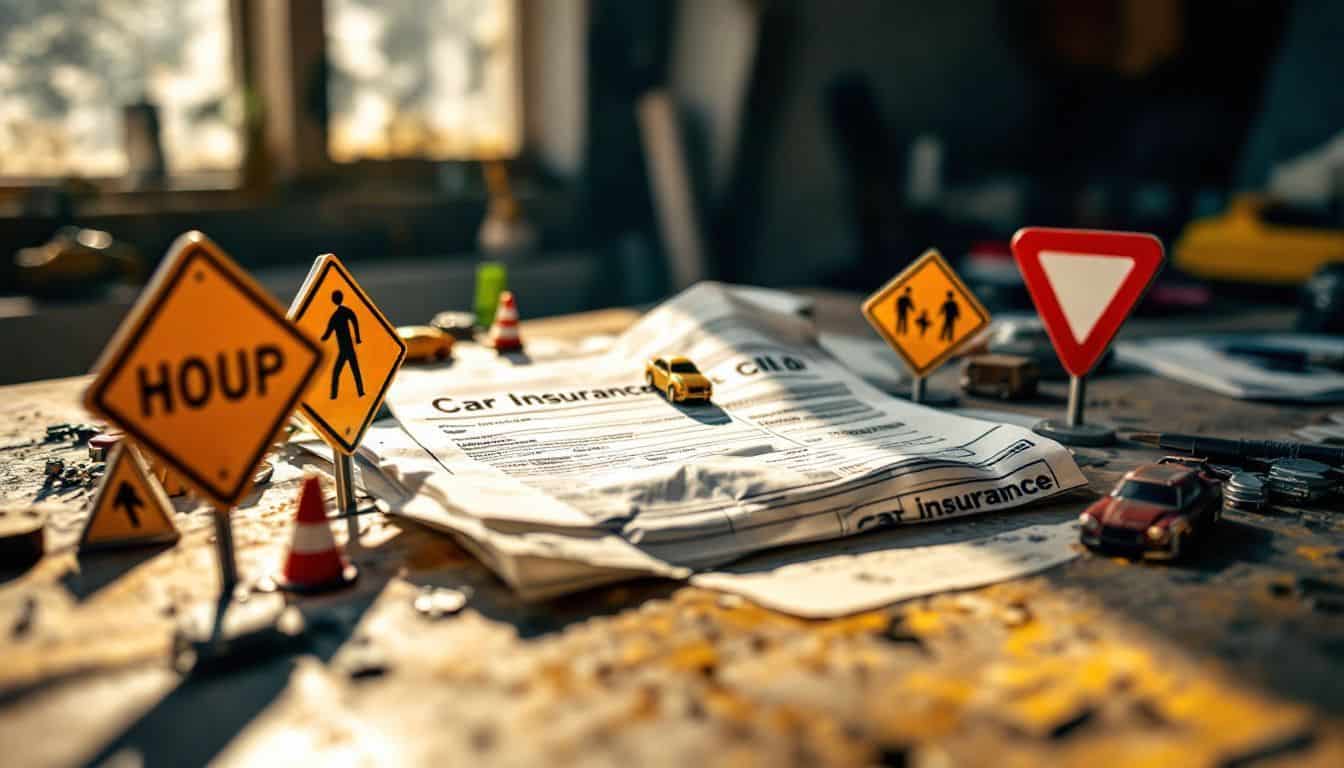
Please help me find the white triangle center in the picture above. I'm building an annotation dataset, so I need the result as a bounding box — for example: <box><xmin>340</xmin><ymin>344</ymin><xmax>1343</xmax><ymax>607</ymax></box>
<box><xmin>1038</xmin><ymin>251</ymin><xmax>1135</xmax><ymax>344</ymax></box>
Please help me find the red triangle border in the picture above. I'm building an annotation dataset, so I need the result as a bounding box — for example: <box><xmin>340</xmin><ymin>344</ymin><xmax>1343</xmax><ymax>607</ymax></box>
<box><xmin>1012</xmin><ymin>227</ymin><xmax>1165</xmax><ymax>378</ymax></box>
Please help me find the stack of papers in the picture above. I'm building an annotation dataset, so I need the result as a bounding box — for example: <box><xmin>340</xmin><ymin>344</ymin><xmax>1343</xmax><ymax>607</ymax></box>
<box><xmin>367</xmin><ymin>283</ymin><xmax>1087</xmax><ymax>612</ymax></box>
<box><xmin>1115</xmin><ymin>334</ymin><xmax>1344</xmax><ymax>402</ymax></box>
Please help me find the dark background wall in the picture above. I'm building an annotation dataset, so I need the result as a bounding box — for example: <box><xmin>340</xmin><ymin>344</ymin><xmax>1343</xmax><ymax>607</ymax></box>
<box><xmin>725</xmin><ymin>0</ymin><xmax>1037</xmax><ymax>287</ymax></box>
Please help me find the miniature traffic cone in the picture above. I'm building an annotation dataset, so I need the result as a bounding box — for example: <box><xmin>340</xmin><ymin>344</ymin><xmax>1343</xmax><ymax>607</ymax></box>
<box><xmin>488</xmin><ymin>290</ymin><xmax>524</xmax><ymax>353</ymax></box>
<box><xmin>276</xmin><ymin>476</ymin><xmax>356</xmax><ymax>592</ymax></box>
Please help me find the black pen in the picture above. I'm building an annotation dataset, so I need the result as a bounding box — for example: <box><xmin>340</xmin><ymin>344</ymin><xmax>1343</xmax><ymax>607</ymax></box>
<box><xmin>1129</xmin><ymin>432</ymin><xmax>1344</xmax><ymax>467</ymax></box>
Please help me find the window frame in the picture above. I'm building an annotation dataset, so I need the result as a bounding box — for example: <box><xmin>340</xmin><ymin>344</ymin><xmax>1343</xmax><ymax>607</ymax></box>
<box><xmin>0</xmin><ymin>0</ymin><xmax>247</xmax><ymax>195</ymax></box>
<box><xmin>0</xmin><ymin>0</ymin><xmax>549</xmax><ymax>205</ymax></box>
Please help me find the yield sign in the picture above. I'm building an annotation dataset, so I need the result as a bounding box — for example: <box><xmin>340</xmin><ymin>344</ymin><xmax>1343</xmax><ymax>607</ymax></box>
<box><xmin>1012</xmin><ymin>227</ymin><xmax>1164</xmax><ymax>377</ymax></box>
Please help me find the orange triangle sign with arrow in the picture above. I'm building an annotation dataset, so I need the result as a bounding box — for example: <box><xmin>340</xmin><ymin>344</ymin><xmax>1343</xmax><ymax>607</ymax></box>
<box><xmin>80</xmin><ymin>443</ymin><xmax>181</xmax><ymax>552</ymax></box>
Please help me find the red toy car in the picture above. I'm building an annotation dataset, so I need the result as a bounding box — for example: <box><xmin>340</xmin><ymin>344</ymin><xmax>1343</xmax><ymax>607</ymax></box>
<box><xmin>1079</xmin><ymin>459</ymin><xmax>1223</xmax><ymax>560</ymax></box>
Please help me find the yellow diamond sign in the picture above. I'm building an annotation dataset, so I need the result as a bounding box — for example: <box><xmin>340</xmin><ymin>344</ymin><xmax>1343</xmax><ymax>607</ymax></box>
<box><xmin>287</xmin><ymin>253</ymin><xmax>406</xmax><ymax>455</ymax></box>
<box><xmin>84</xmin><ymin>232</ymin><xmax>323</xmax><ymax>508</ymax></box>
<box><xmin>861</xmin><ymin>249</ymin><xmax>990</xmax><ymax>378</ymax></box>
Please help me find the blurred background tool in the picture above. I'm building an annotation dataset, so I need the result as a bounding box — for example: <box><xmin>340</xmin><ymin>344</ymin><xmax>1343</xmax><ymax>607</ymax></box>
<box><xmin>1129</xmin><ymin>431</ymin><xmax>1344</xmax><ymax>467</ymax></box>
<box><xmin>14</xmin><ymin>227</ymin><xmax>142</xmax><ymax>297</ymax></box>
<box><xmin>477</xmin><ymin>160</ymin><xmax>537</xmax><ymax>259</ymax></box>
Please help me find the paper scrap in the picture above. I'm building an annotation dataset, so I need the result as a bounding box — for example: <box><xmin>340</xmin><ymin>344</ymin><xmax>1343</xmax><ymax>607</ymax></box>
<box><xmin>693</xmin><ymin>511</ymin><xmax>1081</xmax><ymax>618</ymax></box>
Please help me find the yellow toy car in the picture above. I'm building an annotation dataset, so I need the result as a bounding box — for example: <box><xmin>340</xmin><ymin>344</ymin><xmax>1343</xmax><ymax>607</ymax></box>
<box><xmin>646</xmin><ymin>355</ymin><xmax>713</xmax><ymax>403</ymax></box>
<box><xmin>1175</xmin><ymin>195</ymin><xmax>1344</xmax><ymax>284</ymax></box>
<box><xmin>397</xmin><ymin>325</ymin><xmax>454</xmax><ymax>362</ymax></box>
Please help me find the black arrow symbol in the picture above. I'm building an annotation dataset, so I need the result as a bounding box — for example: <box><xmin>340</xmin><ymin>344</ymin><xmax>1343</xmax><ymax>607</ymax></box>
<box><xmin>113</xmin><ymin>482</ymin><xmax>143</xmax><ymax>527</ymax></box>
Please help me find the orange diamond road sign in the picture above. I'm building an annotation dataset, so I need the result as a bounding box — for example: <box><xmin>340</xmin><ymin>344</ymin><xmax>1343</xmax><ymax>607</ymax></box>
<box><xmin>287</xmin><ymin>253</ymin><xmax>406</xmax><ymax>455</ymax></box>
<box><xmin>861</xmin><ymin>249</ymin><xmax>991</xmax><ymax>378</ymax></box>
<box><xmin>80</xmin><ymin>443</ymin><xmax>180</xmax><ymax>551</ymax></box>
<box><xmin>84</xmin><ymin>232</ymin><xmax>323</xmax><ymax>509</ymax></box>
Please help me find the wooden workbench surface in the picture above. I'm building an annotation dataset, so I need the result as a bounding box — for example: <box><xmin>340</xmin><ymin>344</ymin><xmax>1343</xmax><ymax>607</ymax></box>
<box><xmin>2</xmin><ymin>296</ymin><xmax>1343</xmax><ymax>767</ymax></box>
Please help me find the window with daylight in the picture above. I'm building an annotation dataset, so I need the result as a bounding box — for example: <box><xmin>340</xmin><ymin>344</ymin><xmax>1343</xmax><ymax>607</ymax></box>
<box><xmin>0</xmin><ymin>0</ymin><xmax>241</xmax><ymax>179</ymax></box>
<box><xmin>325</xmin><ymin>0</ymin><xmax>521</xmax><ymax>162</ymax></box>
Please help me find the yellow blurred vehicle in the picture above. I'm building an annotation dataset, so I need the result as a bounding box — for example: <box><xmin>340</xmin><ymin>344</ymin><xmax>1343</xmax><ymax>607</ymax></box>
<box><xmin>397</xmin><ymin>325</ymin><xmax>454</xmax><ymax>362</ymax></box>
<box><xmin>15</xmin><ymin>226</ymin><xmax>143</xmax><ymax>296</ymax></box>
<box><xmin>645</xmin><ymin>355</ymin><xmax>713</xmax><ymax>404</ymax></box>
<box><xmin>1175</xmin><ymin>195</ymin><xmax>1344</xmax><ymax>284</ymax></box>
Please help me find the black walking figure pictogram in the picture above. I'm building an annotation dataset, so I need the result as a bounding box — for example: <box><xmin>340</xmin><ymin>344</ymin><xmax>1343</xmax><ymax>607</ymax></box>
<box><xmin>113</xmin><ymin>482</ymin><xmax>143</xmax><ymax>527</ymax></box>
<box><xmin>895</xmin><ymin>287</ymin><xmax>916</xmax><ymax>335</ymax></box>
<box><xmin>323</xmin><ymin>289</ymin><xmax>364</xmax><ymax>399</ymax></box>
<box><xmin>938</xmin><ymin>290</ymin><xmax>960</xmax><ymax>342</ymax></box>
<box><xmin>916</xmin><ymin>310</ymin><xmax>932</xmax><ymax>338</ymax></box>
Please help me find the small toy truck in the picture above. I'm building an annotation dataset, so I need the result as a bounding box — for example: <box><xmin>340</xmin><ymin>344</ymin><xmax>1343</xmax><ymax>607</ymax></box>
<box><xmin>960</xmin><ymin>354</ymin><xmax>1039</xmax><ymax>400</ymax></box>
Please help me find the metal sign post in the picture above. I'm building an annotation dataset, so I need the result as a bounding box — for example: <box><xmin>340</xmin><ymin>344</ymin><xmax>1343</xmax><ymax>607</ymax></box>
<box><xmin>1011</xmin><ymin>227</ymin><xmax>1165</xmax><ymax>448</ymax></box>
<box><xmin>333</xmin><ymin>451</ymin><xmax>362</xmax><ymax>545</ymax></box>
<box><xmin>1067</xmin><ymin>374</ymin><xmax>1086</xmax><ymax>427</ymax></box>
<box><xmin>1035</xmin><ymin>373</ymin><xmax>1114</xmax><ymax>446</ymax></box>
<box><xmin>212</xmin><ymin>510</ymin><xmax>239</xmax><ymax>590</ymax></box>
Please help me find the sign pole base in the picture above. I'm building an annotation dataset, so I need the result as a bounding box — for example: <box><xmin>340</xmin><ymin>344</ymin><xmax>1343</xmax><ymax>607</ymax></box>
<box><xmin>1033</xmin><ymin>374</ymin><xmax>1115</xmax><ymax>446</ymax></box>
<box><xmin>181</xmin><ymin>511</ymin><xmax>304</xmax><ymax>674</ymax></box>
<box><xmin>174</xmin><ymin>591</ymin><xmax>304</xmax><ymax>675</ymax></box>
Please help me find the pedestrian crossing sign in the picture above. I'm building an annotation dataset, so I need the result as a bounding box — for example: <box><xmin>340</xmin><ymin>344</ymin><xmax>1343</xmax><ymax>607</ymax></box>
<box><xmin>287</xmin><ymin>253</ymin><xmax>407</xmax><ymax>455</ymax></box>
<box><xmin>861</xmin><ymin>249</ymin><xmax>991</xmax><ymax>379</ymax></box>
